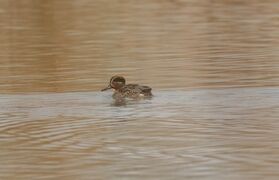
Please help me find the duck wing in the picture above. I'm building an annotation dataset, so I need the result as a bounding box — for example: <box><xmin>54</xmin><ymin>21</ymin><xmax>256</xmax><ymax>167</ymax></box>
<box><xmin>139</xmin><ymin>85</ymin><xmax>152</xmax><ymax>93</ymax></box>
<box><xmin>125</xmin><ymin>84</ymin><xmax>152</xmax><ymax>93</ymax></box>
<box><xmin>120</xmin><ymin>84</ymin><xmax>141</xmax><ymax>94</ymax></box>
<box><xmin>125</xmin><ymin>84</ymin><xmax>139</xmax><ymax>88</ymax></box>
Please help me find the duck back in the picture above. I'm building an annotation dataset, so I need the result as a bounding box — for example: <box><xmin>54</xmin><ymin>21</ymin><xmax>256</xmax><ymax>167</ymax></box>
<box><xmin>117</xmin><ymin>84</ymin><xmax>152</xmax><ymax>98</ymax></box>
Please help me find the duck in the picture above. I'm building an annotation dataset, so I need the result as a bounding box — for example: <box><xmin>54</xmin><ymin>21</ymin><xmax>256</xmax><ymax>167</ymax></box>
<box><xmin>101</xmin><ymin>75</ymin><xmax>152</xmax><ymax>99</ymax></box>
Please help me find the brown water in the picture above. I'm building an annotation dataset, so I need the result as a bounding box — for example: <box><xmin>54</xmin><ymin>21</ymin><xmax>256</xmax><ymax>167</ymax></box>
<box><xmin>1</xmin><ymin>0</ymin><xmax>279</xmax><ymax>179</ymax></box>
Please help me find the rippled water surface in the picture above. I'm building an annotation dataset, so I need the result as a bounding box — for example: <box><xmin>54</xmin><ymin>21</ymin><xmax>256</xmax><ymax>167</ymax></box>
<box><xmin>1</xmin><ymin>0</ymin><xmax>279</xmax><ymax>179</ymax></box>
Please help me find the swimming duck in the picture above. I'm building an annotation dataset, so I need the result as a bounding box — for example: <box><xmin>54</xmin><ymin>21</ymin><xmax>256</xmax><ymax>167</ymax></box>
<box><xmin>101</xmin><ymin>75</ymin><xmax>152</xmax><ymax>99</ymax></box>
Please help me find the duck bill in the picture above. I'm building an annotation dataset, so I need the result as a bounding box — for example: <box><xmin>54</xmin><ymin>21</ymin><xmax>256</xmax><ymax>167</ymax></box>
<box><xmin>101</xmin><ymin>86</ymin><xmax>112</xmax><ymax>91</ymax></box>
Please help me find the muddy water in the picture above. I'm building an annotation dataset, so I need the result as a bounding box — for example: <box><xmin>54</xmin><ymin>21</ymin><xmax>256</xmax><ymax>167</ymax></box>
<box><xmin>0</xmin><ymin>0</ymin><xmax>279</xmax><ymax>179</ymax></box>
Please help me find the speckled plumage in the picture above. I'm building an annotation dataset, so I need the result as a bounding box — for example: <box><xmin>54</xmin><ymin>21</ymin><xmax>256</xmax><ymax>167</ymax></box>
<box><xmin>113</xmin><ymin>84</ymin><xmax>152</xmax><ymax>99</ymax></box>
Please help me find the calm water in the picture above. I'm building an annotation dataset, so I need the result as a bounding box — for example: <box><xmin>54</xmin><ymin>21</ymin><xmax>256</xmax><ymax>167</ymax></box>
<box><xmin>1</xmin><ymin>0</ymin><xmax>279</xmax><ymax>179</ymax></box>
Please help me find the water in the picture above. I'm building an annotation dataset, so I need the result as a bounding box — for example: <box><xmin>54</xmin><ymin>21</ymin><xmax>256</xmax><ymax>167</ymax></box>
<box><xmin>0</xmin><ymin>0</ymin><xmax>279</xmax><ymax>179</ymax></box>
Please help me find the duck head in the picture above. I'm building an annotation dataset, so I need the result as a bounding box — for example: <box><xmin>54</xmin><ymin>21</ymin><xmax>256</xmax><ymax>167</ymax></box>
<box><xmin>101</xmin><ymin>75</ymin><xmax>126</xmax><ymax>91</ymax></box>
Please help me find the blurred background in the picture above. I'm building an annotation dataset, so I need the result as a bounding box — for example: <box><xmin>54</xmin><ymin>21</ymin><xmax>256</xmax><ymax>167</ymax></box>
<box><xmin>0</xmin><ymin>0</ymin><xmax>279</xmax><ymax>179</ymax></box>
<box><xmin>1</xmin><ymin>0</ymin><xmax>279</xmax><ymax>92</ymax></box>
